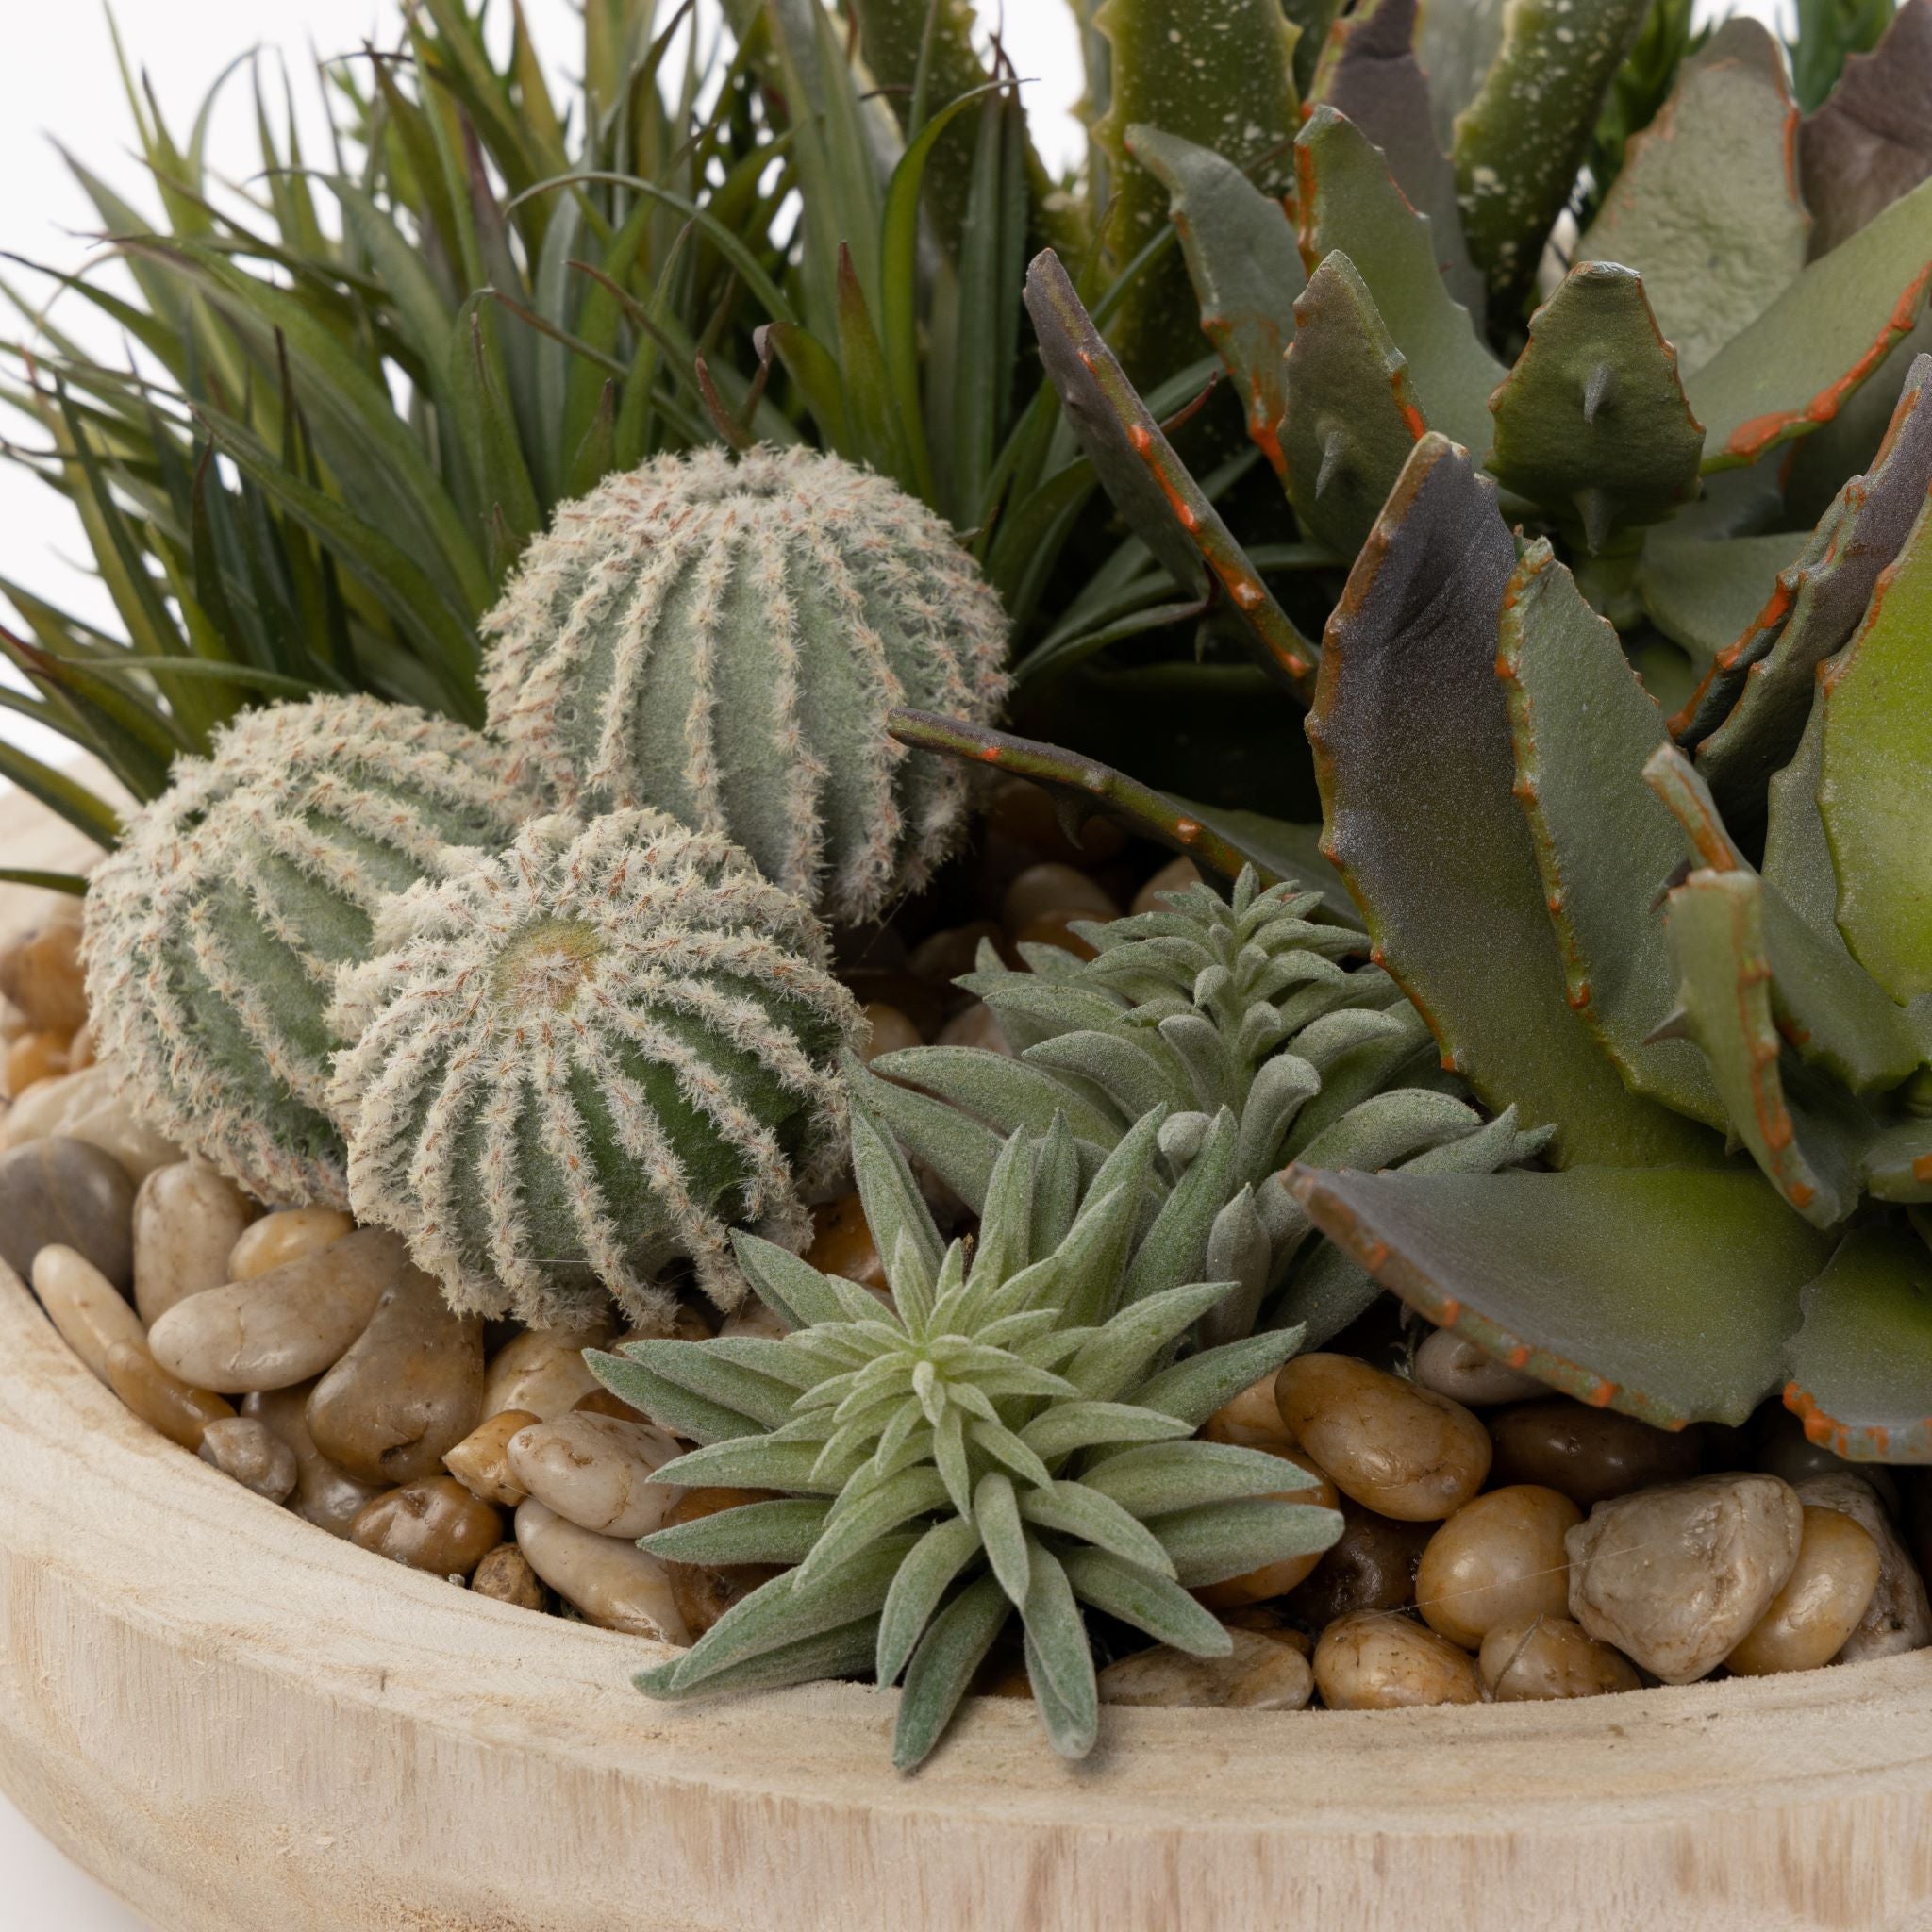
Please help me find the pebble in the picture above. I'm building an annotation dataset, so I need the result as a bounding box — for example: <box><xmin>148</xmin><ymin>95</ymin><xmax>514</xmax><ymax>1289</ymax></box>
<box><xmin>351</xmin><ymin>1475</ymin><xmax>506</xmax><ymax>1577</ymax></box>
<box><xmin>0</xmin><ymin>913</ymin><xmax>87</xmax><ymax>1036</ymax></box>
<box><xmin>242</xmin><ymin>1384</ymin><xmax>391</xmax><ymax>1536</ymax></box>
<box><xmin>514</xmin><ymin>1499</ymin><xmax>691</xmax><ymax>1643</ymax></box>
<box><xmin>1726</xmin><ymin>1505</ymin><xmax>1882</xmax><ymax>1676</ymax></box>
<box><xmin>1567</xmin><ymin>1473</ymin><xmax>1804</xmax><ymax>1683</ymax></box>
<box><xmin>444</xmin><ymin>1408</ymin><xmax>541</xmax><ymax>1507</ymax></box>
<box><xmin>1796</xmin><ymin>1474</ymin><xmax>1932</xmax><ymax>1661</ymax></box>
<box><xmin>103</xmin><ymin>1339</ymin><xmax>234</xmax><ymax>1450</ymax></box>
<box><xmin>1199</xmin><ymin>1373</ymin><xmax>1299</xmax><ymax>1453</ymax></box>
<box><xmin>1413</xmin><ymin>1329</ymin><xmax>1547</xmax><ymax>1407</ymax></box>
<box><xmin>5</xmin><ymin>1030</ymin><xmax>69</xmax><ymax>1097</ymax></box>
<box><xmin>803</xmin><ymin>1194</ymin><xmax>888</xmax><ymax>1294</ymax></box>
<box><xmin>1478</xmin><ymin>1615</ymin><xmax>1641</xmax><ymax>1701</ymax></box>
<box><xmin>658</xmin><ymin>1487</ymin><xmax>784</xmax><ymax>1638</ymax></box>
<box><xmin>987</xmin><ymin>778</ymin><xmax>1126</xmax><ymax>864</ymax></box>
<box><xmin>507</xmin><ymin>1410</ymin><xmax>685</xmax><ymax>1540</ymax></box>
<box><xmin>1415</xmin><ymin>1485</ymin><xmax>1581</xmax><ymax>1651</ymax></box>
<box><xmin>1013</xmin><ymin>909</ymin><xmax>1106</xmax><ymax>960</ymax></box>
<box><xmin>1003</xmin><ymin>863</ymin><xmax>1119</xmax><ymax>932</ymax></box>
<box><xmin>1195</xmin><ymin>1448</ymin><xmax>1340</xmax><ymax>1607</ymax></box>
<box><xmin>1286</xmin><ymin>1500</ymin><xmax>1434</xmax><ymax>1626</ymax></box>
<box><xmin>0</xmin><ymin>1061</ymin><xmax>180</xmax><ymax>1182</ymax></box>
<box><xmin>471</xmin><ymin>1541</ymin><xmax>547</xmax><ymax>1611</ymax></box>
<box><xmin>132</xmin><ymin>1160</ymin><xmax>257</xmax><ymax>1325</ymax></box>
<box><xmin>1099</xmin><ymin>1628</ymin><xmax>1313</xmax><ymax>1710</ymax></box>
<box><xmin>0</xmin><ymin>1136</ymin><xmax>135</xmax><ymax>1290</ymax></box>
<box><xmin>858</xmin><ymin>1002</ymin><xmax>923</xmax><ymax>1065</ymax></box>
<box><xmin>1313</xmin><ymin>1611</ymin><xmax>1485</xmax><ymax>1709</ymax></box>
<box><xmin>306</xmin><ymin>1263</ymin><xmax>485</xmax><ymax>1485</ymax></box>
<box><xmin>481</xmin><ymin>1320</ymin><xmax>614</xmax><ymax>1422</ymax></box>
<box><xmin>934</xmin><ymin>1000</ymin><xmax>1012</xmax><ymax>1055</ymax></box>
<box><xmin>228</xmin><ymin>1207</ymin><xmax>354</xmax><ymax>1281</ymax></box>
<box><xmin>908</xmin><ymin>920</ymin><xmax>1011</xmax><ymax>991</ymax></box>
<box><xmin>1488</xmin><ymin>1398</ymin><xmax>1703</xmax><ymax>1508</ymax></box>
<box><xmin>1129</xmin><ymin>855</ymin><xmax>1202</xmax><ymax>917</ymax></box>
<box><xmin>197</xmin><ymin>1415</ymin><xmax>299</xmax><ymax>1502</ymax></box>
<box><xmin>149</xmin><ymin>1226</ymin><xmax>409</xmax><ymax>1392</ymax></box>
<box><xmin>66</xmin><ymin>1018</ymin><xmax>95</xmax><ymax>1073</ymax></box>
<box><xmin>718</xmin><ymin>1300</ymin><xmax>789</xmax><ymax>1340</ymax></box>
<box><xmin>29</xmin><ymin>1242</ymin><xmax>145</xmax><ymax>1383</ymax></box>
<box><xmin>1275</xmin><ymin>1353</ymin><xmax>1491</xmax><ymax>1521</ymax></box>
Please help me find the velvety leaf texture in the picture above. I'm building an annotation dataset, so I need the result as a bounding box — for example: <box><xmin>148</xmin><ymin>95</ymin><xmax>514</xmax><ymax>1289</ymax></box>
<box><xmin>1786</xmin><ymin>1226</ymin><xmax>1932</xmax><ymax>1460</ymax></box>
<box><xmin>1799</xmin><ymin>0</ymin><xmax>1932</xmax><ymax>258</ymax></box>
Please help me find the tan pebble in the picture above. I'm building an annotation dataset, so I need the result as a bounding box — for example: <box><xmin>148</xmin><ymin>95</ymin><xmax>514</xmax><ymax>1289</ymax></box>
<box><xmin>658</xmin><ymin>1487</ymin><xmax>784</xmax><ymax>1638</ymax></box>
<box><xmin>1286</xmin><ymin>1499</ymin><xmax>1433</xmax><ymax>1626</ymax></box>
<box><xmin>935</xmin><ymin>1000</ymin><xmax>1012</xmax><ymax>1055</ymax></box>
<box><xmin>1013</xmin><ymin>908</ymin><xmax>1106</xmax><ymax>960</ymax></box>
<box><xmin>1413</xmin><ymin>1328</ymin><xmax>1547</xmax><ymax>1407</ymax></box>
<box><xmin>1567</xmin><ymin>1473</ymin><xmax>1804</xmax><ymax>1683</ymax></box>
<box><xmin>443</xmin><ymin>1408</ymin><xmax>541</xmax><ymax>1507</ymax></box>
<box><xmin>718</xmin><ymin>1299</ymin><xmax>789</xmax><ymax>1340</ymax></box>
<box><xmin>4</xmin><ymin>1030</ymin><xmax>69</xmax><ymax>1097</ymax></box>
<box><xmin>573</xmin><ymin>1386</ymin><xmax>651</xmax><ymax>1423</ymax></box>
<box><xmin>0</xmin><ymin>915</ymin><xmax>87</xmax><ymax>1036</ymax></box>
<box><xmin>1796</xmin><ymin>1474</ymin><xmax>1932</xmax><ymax>1661</ymax></box>
<box><xmin>65</xmin><ymin>1018</ymin><xmax>95</xmax><ymax>1073</ymax></box>
<box><xmin>1003</xmin><ymin>862</ymin><xmax>1119</xmax><ymax>931</ymax></box>
<box><xmin>508</xmin><ymin>1410</ymin><xmax>684</xmax><ymax>1540</ymax></box>
<box><xmin>1726</xmin><ymin>1505</ymin><xmax>1882</xmax><ymax>1676</ymax></box>
<box><xmin>515</xmin><ymin>1498</ymin><xmax>691</xmax><ymax>1642</ymax></box>
<box><xmin>351</xmin><ymin>1475</ymin><xmax>505</xmax><ymax>1577</ymax></box>
<box><xmin>1313</xmin><ymin>1610</ymin><xmax>1484</xmax><ymax>1709</ymax></box>
<box><xmin>1195</xmin><ymin>1448</ymin><xmax>1340</xmax><ymax>1607</ymax></box>
<box><xmin>0</xmin><ymin>1062</ymin><xmax>180</xmax><ymax>1181</ymax></box>
<box><xmin>0</xmin><ymin>1136</ymin><xmax>136</xmax><ymax>1289</ymax></box>
<box><xmin>306</xmin><ymin>1263</ymin><xmax>484</xmax><ymax>1485</ymax></box>
<box><xmin>1489</xmin><ymin>1398</ymin><xmax>1703</xmax><ymax>1507</ymax></box>
<box><xmin>804</xmin><ymin>1193</ymin><xmax>887</xmax><ymax>1293</ymax></box>
<box><xmin>1478</xmin><ymin>1615</ymin><xmax>1641</xmax><ymax>1700</ymax></box>
<box><xmin>242</xmin><ymin>1384</ymin><xmax>390</xmax><ymax>1536</ymax></box>
<box><xmin>1199</xmin><ymin>1372</ymin><xmax>1298</xmax><ymax>1453</ymax></box>
<box><xmin>471</xmin><ymin>1541</ymin><xmax>547</xmax><ymax>1611</ymax></box>
<box><xmin>29</xmin><ymin>1242</ymin><xmax>145</xmax><ymax>1383</ymax></box>
<box><xmin>1416</xmin><ymin>1485</ymin><xmax>1580</xmax><ymax>1650</ymax></box>
<box><xmin>133</xmin><ymin>1159</ymin><xmax>257</xmax><ymax>1325</ymax></box>
<box><xmin>1100</xmin><ymin>1628</ymin><xmax>1313</xmax><ymax>1710</ymax></box>
<box><xmin>149</xmin><ymin>1226</ymin><xmax>408</xmax><ymax>1392</ymax></box>
<box><xmin>481</xmin><ymin>1319</ymin><xmax>614</xmax><ymax>1421</ymax></box>
<box><xmin>197</xmin><ymin>1415</ymin><xmax>298</xmax><ymax>1502</ymax></box>
<box><xmin>228</xmin><ymin>1206</ymin><xmax>354</xmax><ymax>1280</ymax></box>
<box><xmin>0</xmin><ymin>996</ymin><xmax>25</xmax><ymax>1043</ymax></box>
<box><xmin>1216</xmin><ymin>1607</ymin><xmax>1312</xmax><ymax>1654</ymax></box>
<box><xmin>1275</xmin><ymin>1353</ymin><xmax>1491</xmax><ymax>1521</ymax></box>
<box><xmin>987</xmin><ymin>777</ymin><xmax>1126</xmax><ymax>864</ymax></box>
<box><xmin>908</xmin><ymin>920</ymin><xmax>1011</xmax><ymax>991</ymax></box>
<box><xmin>1129</xmin><ymin>855</ymin><xmax>1203</xmax><ymax>917</ymax></box>
<box><xmin>103</xmin><ymin>1338</ymin><xmax>234</xmax><ymax>1450</ymax></box>
<box><xmin>858</xmin><ymin>1002</ymin><xmax>923</xmax><ymax>1064</ymax></box>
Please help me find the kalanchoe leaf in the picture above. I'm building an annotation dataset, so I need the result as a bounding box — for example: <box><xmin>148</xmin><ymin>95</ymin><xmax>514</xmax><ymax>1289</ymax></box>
<box><xmin>1784</xmin><ymin>1226</ymin><xmax>1932</xmax><ymax>1460</ymax></box>
<box><xmin>1149</xmin><ymin>1494</ymin><xmax>1346</xmax><ymax>1587</ymax></box>
<box><xmin>1863</xmin><ymin>1120</ymin><xmax>1932</xmax><ymax>1204</ymax></box>
<box><xmin>1486</xmin><ymin>263</ymin><xmax>1704</xmax><ymax>551</ymax></box>
<box><xmin>1289</xmin><ymin>1164</ymin><xmax>1837</xmax><ymax>1426</ymax></box>
<box><xmin>1799</xmin><ymin>0</ymin><xmax>1932</xmax><ymax>258</ymax></box>
<box><xmin>1293</xmin><ymin>108</ymin><xmax>1503</xmax><ymax>460</ymax></box>
<box><xmin>1636</xmin><ymin>528</ymin><xmax>1808</xmax><ymax>675</ymax></box>
<box><xmin>1576</xmin><ymin>21</ymin><xmax>1809</xmax><ymax>376</ymax></box>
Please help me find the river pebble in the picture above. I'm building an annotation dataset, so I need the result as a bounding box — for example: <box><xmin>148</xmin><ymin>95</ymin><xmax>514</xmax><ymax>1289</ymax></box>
<box><xmin>0</xmin><ymin>1137</ymin><xmax>135</xmax><ymax>1289</ymax></box>
<box><xmin>242</xmin><ymin>1383</ymin><xmax>391</xmax><ymax>1536</ymax></box>
<box><xmin>471</xmin><ymin>1542</ymin><xmax>547</xmax><ymax>1611</ymax></box>
<box><xmin>197</xmin><ymin>1415</ymin><xmax>299</xmax><ymax>1502</ymax></box>
<box><xmin>514</xmin><ymin>1499</ymin><xmax>690</xmax><ymax>1642</ymax></box>
<box><xmin>1489</xmin><ymin>1399</ymin><xmax>1702</xmax><ymax>1508</ymax></box>
<box><xmin>444</xmin><ymin>1408</ymin><xmax>541</xmax><ymax>1507</ymax></box>
<box><xmin>1413</xmin><ymin>1329</ymin><xmax>1547</xmax><ymax>1407</ymax></box>
<box><xmin>1795</xmin><ymin>1474</ymin><xmax>1932</xmax><ymax>1661</ymax></box>
<box><xmin>0</xmin><ymin>1061</ymin><xmax>180</xmax><ymax>1182</ymax></box>
<box><xmin>1100</xmin><ymin>1628</ymin><xmax>1313</xmax><ymax>1710</ymax></box>
<box><xmin>29</xmin><ymin>1242</ymin><xmax>145</xmax><ymax>1383</ymax></box>
<box><xmin>228</xmin><ymin>1207</ymin><xmax>354</xmax><ymax>1281</ymax></box>
<box><xmin>1726</xmin><ymin>1505</ymin><xmax>1882</xmax><ymax>1676</ymax></box>
<box><xmin>1415</xmin><ymin>1485</ymin><xmax>1580</xmax><ymax>1650</ymax></box>
<box><xmin>103</xmin><ymin>1339</ymin><xmax>234</xmax><ymax>1450</ymax></box>
<box><xmin>0</xmin><ymin>912</ymin><xmax>86</xmax><ymax>1036</ymax></box>
<box><xmin>481</xmin><ymin>1320</ymin><xmax>613</xmax><ymax>1421</ymax></box>
<box><xmin>133</xmin><ymin>1159</ymin><xmax>256</xmax><ymax>1324</ymax></box>
<box><xmin>1478</xmin><ymin>1615</ymin><xmax>1641</xmax><ymax>1701</ymax></box>
<box><xmin>507</xmin><ymin>1410</ymin><xmax>684</xmax><ymax>1540</ymax></box>
<box><xmin>1286</xmin><ymin>1500</ymin><xmax>1433</xmax><ymax>1626</ymax></box>
<box><xmin>1313</xmin><ymin>1611</ymin><xmax>1484</xmax><ymax>1709</ymax></box>
<box><xmin>351</xmin><ymin>1475</ymin><xmax>505</xmax><ymax>1577</ymax></box>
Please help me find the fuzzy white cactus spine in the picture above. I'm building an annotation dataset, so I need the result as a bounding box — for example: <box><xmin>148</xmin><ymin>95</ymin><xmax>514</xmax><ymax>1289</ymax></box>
<box><xmin>328</xmin><ymin>809</ymin><xmax>863</xmax><ymax>1327</ymax></box>
<box><xmin>480</xmin><ymin>446</ymin><xmax>1010</xmax><ymax>925</ymax></box>
<box><xmin>83</xmin><ymin>695</ymin><xmax>541</xmax><ymax>1208</ymax></box>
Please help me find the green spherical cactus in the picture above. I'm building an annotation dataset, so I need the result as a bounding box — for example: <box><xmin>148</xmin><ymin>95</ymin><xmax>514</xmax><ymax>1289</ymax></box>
<box><xmin>479</xmin><ymin>445</ymin><xmax>1009</xmax><ymax>925</ymax></box>
<box><xmin>83</xmin><ymin>695</ymin><xmax>541</xmax><ymax>1208</ymax></box>
<box><xmin>327</xmin><ymin>808</ymin><xmax>863</xmax><ymax>1327</ymax></box>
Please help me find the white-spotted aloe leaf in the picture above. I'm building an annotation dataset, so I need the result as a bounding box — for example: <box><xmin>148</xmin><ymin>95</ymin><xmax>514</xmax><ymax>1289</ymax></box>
<box><xmin>1286</xmin><ymin>1164</ymin><xmax>1836</xmax><ymax>1427</ymax></box>
<box><xmin>1576</xmin><ymin>20</ymin><xmax>1808</xmax><ymax>376</ymax></box>
<box><xmin>1486</xmin><ymin>262</ymin><xmax>1704</xmax><ymax>553</ymax></box>
<box><xmin>1636</xmin><ymin>528</ymin><xmax>1807</xmax><ymax>675</ymax></box>
<box><xmin>1128</xmin><ymin>125</ymin><xmax>1305</xmax><ymax>478</ymax></box>
<box><xmin>1306</xmin><ymin>432</ymin><xmax>1722</xmax><ymax>1166</ymax></box>
<box><xmin>1293</xmin><ymin>107</ymin><xmax>1502</xmax><ymax>459</ymax></box>
<box><xmin>1785</xmin><ymin>1225</ymin><xmax>1932</xmax><ymax>1460</ymax></box>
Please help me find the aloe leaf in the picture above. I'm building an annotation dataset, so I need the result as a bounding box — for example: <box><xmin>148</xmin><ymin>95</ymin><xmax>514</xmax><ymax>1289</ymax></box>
<box><xmin>1577</xmin><ymin>21</ymin><xmax>1808</xmax><ymax>376</ymax></box>
<box><xmin>1487</xmin><ymin>264</ymin><xmax>1703</xmax><ymax>552</ymax></box>
<box><xmin>1308</xmin><ymin>0</ymin><xmax>1484</xmax><ymax>321</ymax></box>
<box><xmin>1289</xmin><ymin>1164</ymin><xmax>1837</xmax><ymax>1426</ymax></box>
<box><xmin>1453</xmin><ymin>0</ymin><xmax>1650</xmax><ymax>308</ymax></box>
<box><xmin>1636</xmin><ymin>528</ymin><xmax>1807</xmax><ymax>675</ymax></box>
<box><xmin>1307</xmin><ymin>433</ymin><xmax>1722</xmax><ymax>1166</ymax></box>
<box><xmin>1294</xmin><ymin>108</ymin><xmax>1502</xmax><ymax>460</ymax></box>
<box><xmin>1688</xmin><ymin>173</ymin><xmax>1932</xmax><ymax>471</ymax></box>
<box><xmin>1022</xmin><ymin>252</ymin><xmax>1319</xmax><ymax>700</ymax></box>
<box><xmin>1799</xmin><ymin>0</ymin><xmax>1932</xmax><ymax>258</ymax></box>
<box><xmin>892</xmin><ymin>1574</ymin><xmax>1009</xmax><ymax>1770</ymax></box>
<box><xmin>1279</xmin><ymin>252</ymin><xmax>1426</xmax><ymax>560</ymax></box>
<box><xmin>1784</xmin><ymin>1225</ymin><xmax>1932</xmax><ymax>1460</ymax></box>
<box><xmin>1127</xmin><ymin>125</ymin><xmax>1306</xmax><ymax>476</ymax></box>
<box><xmin>1817</xmin><ymin>490</ymin><xmax>1932</xmax><ymax>1001</ymax></box>
<box><xmin>1147</xmin><ymin>1494</ymin><xmax>1343</xmax><ymax>1587</ymax></box>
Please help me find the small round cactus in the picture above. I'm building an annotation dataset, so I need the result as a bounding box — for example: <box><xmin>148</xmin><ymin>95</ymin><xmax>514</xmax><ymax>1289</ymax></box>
<box><xmin>479</xmin><ymin>445</ymin><xmax>1009</xmax><ymax>925</ymax></box>
<box><xmin>327</xmin><ymin>809</ymin><xmax>863</xmax><ymax>1327</ymax></box>
<box><xmin>84</xmin><ymin>695</ymin><xmax>541</xmax><ymax>1208</ymax></box>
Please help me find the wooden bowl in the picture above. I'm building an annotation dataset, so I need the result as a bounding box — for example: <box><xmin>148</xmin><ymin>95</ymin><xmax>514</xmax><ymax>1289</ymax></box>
<box><xmin>4</xmin><ymin>1259</ymin><xmax>1932</xmax><ymax>1931</ymax></box>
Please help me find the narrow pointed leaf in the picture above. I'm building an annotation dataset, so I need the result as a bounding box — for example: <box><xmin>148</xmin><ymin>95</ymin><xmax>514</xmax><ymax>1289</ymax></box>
<box><xmin>1148</xmin><ymin>1495</ymin><xmax>1344</xmax><ymax>1587</ymax></box>
<box><xmin>640</xmin><ymin>1498</ymin><xmax>834</xmax><ymax>1567</ymax></box>
<box><xmin>1018</xmin><ymin>1542</ymin><xmax>1098</xmax><ymax>1759</ymax></box>
<box><xmin>1059</xmin><ymin>1547</ymin><xmax>1234</xmax><ymax>1656</ymax></box>
<box><xmin>636</xmin><ymin>1614</ymin><xmax>882</xmax><ymax>1706</ymax></box>
<box><xmin>585</xmin><ymin>1350</ymin><xmax>765</xmax><ymax>1444</ymax></box>
<box><xmin>891</xmin><ymin>1574</ymin><xmax>1010</xmax><ymax>1770</ymax></box>
<box><xmin>1130</xmin><ymin>1326</ymin><xmax>1308</xmax><ymax>1429</ymax></box>
<box><xmin>875</xmin><ymin>1517</ymin><xmax>985</xmax><ymax>1688</ymax></box>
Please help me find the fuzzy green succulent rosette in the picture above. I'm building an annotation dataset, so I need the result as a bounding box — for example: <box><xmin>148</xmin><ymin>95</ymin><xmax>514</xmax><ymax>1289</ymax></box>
<box><xmin>588</xmin><ymin>1097</ymin><xmax>1341</xmax><ymax>1769</ymax></box>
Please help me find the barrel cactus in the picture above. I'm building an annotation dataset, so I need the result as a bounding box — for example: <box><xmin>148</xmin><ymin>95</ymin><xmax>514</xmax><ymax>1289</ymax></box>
<box><xmin>82</xmin><ymin>695</ymin><xmax>540</xmax><ymax>1208</ymax></box>
<box><xmin>479</xmin><ymin>446</ymin><xmax>1010</xmax><ymax>926</ymax></box>
<box><xmin>327</xmin><ymin>808</ymin><xmax>863</xmax><ymax>1327</ymax></box>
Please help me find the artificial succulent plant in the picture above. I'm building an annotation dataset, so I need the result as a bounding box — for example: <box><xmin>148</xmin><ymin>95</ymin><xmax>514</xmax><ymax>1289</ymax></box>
<box><xmin>589</xmin><ymin>1101</ymin><xmax>1341</xmax><ymax>1768</ymax></box>
<box><xmin>328</xmin><ymin>808</ymin><xmax>862</xmax><ymax>1326</ymax></box>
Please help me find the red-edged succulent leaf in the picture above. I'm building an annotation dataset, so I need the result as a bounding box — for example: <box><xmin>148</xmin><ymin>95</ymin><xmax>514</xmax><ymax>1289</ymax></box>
<box><xmin>1862</xmin><ymin>1121</ymin><xmax>1932</xmax><ymax>1204</ymax></box>
<box><xmin>1021</xmin><ymin>250</ymin><xmax>1318</xmax><ymax>699</ymax></box>
<box><xmin>1576</xmin><ymin>20</ymin><xmax>1808</xmax><ymax>377</ymax></box>
<box><xmin>1785</xmin><ymin>1224</ymin><xmax>1932</xmax><ymax>1460</ymax></box>
<box><xmin>1307</xmin><ymin>432</ymin><xmax>1722</xmax><ymax>1166</ymax></box>
<box><xmin>1636</xmin><ymin>528</ymin><xmax>1807</xmax><ymax>675</ymax></box>
<box><xmin>1486</xmin><ymin>262</ymin><xmax>1704</xmax><ymax>553</ymax></box>
<box><xmin>1287</xmin><ymin>1164</ymin><xmax>1836</xmax><ymax>1427</ymax></box>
